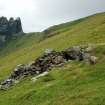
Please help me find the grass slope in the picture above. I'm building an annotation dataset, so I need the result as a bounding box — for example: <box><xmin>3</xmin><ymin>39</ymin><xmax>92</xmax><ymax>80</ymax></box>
<box><xmin>0</xmin><ymin>12</ymin><xmax>105</xmax><ymax>105</ymax></box>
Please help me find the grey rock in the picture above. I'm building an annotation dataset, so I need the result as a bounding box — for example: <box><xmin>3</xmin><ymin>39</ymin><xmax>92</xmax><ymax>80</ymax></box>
<box><xmin>52</xmin><ymin>56</ymin><xmax>65</xmax><ymax>65</ymax></box>
<box><xmin>0</xmin><ymin>78</ymin><xmax>13</xmax><ymax>90</ymax></box>
<box><xmin>44</xmin><ymin>49</ymin><xmax>53</xmax><ymax>54</ymax></box>
<box><xmin>62</xmin><ymin>46</ymin><xmax>83</xmax><ymax>61</ymax></box>
<box><xmin>89</xmin><ymin>56</ymin><xmax>98</xmax><ymax>64</ymax></box>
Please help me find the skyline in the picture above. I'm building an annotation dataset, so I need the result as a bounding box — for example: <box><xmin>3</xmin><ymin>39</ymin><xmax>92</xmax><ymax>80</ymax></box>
<box><xmin>0</xmin><ymin>0</ymin><xmax>105</xmax><ymax>32</ymax></box>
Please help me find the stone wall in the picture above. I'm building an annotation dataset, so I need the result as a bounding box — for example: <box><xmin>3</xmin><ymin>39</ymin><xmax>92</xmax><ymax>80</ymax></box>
<box><xmin>0</xmin><ymin>46</ymin><xmax>98</xmax><ymax>90</ymax></box>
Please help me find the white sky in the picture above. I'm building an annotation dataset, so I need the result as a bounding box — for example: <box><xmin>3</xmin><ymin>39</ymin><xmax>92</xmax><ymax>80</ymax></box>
<box><xmin>0</xmin><ymin>0</ymin><xmax>105</xmax><ymax>32</ymax></box>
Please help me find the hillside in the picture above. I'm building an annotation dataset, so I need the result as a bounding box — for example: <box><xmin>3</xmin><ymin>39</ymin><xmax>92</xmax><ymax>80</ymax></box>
<box><xmin>0</xmin><ymin>12</ymin><xmax>105</xmax><ymax>105</ymax></box>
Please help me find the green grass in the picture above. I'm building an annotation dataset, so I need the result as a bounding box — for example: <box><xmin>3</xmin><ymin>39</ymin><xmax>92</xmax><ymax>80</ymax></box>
<box><xmin>0</xmin><ymin>12</ymin><xmax>105</xmax><ymax>105</ymax></box>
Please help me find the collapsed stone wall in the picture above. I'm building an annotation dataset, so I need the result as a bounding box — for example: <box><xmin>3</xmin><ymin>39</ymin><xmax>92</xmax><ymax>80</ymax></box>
<box><xmin>0</xmin><ymin>46</ymin><xmax>97</xmax><ymax>90</ymax></box>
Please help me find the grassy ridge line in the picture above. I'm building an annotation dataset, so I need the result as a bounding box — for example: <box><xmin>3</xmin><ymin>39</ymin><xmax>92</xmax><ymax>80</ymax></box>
<box><xmin>43</xmin><ymin>12</ymin><xmax>105</xmax><ymax>37</ymax></box>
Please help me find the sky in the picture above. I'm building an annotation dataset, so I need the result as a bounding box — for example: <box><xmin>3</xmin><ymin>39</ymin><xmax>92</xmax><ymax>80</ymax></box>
<box><xmin>0</xmin><ymin>0</ymin><xmax>105</xmax><ymax>32</ymax></box>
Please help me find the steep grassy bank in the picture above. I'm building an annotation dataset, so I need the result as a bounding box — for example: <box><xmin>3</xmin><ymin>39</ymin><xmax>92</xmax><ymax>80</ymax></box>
<box><xmin>0</xmin><ymin>12</ymin><xmax>105</xmax><ymax>105</ymax></box>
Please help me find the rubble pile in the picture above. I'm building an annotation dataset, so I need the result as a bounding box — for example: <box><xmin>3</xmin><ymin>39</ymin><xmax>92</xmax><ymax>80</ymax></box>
<box><xmin>0</xmin><ymin>46</ymin><xmax>97</xmax><ymax>89</ymax></box>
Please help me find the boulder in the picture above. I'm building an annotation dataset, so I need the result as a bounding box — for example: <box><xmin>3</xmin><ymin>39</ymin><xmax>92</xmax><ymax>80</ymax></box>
<box><xmin>52</xmin><ymin>55</ymin><xmax>66</xmax><ymax>65</ymax></box>
<box><xmin>89</xmin><ymin>56</ymin><xmax>98</xmax><ymax>64</ymax></box>
<box><xmin>62</xmin><ymin>46</ymin><xmax>83</xmax><ymax>61</ymax></box>
<box><xmin>83</xmin><ymin>53</ymin><xmax>98</xmax><ymax>64</ymax></box>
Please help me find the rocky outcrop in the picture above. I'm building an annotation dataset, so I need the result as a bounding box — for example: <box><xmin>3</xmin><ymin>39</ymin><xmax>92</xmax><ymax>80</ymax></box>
<box><xmin>0</xmin><ymin>46</ymin><xmax>98</xmax><ymax>90</ymax></box>
<box><xmin>0</xmin><ymin>17</ymin><xmax>23</xmax><ymax>39</ymax></box>
<box><xmin>0</xmin><ymin>17</ymin><xmax>8</xmax><ymax>35</ymax></box>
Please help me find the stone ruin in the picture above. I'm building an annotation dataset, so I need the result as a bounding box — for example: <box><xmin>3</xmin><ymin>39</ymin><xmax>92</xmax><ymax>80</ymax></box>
<box><xmin>0</xmin><ymin>45</ymin><xmax>98</xmax><ymax>90</ymax></box>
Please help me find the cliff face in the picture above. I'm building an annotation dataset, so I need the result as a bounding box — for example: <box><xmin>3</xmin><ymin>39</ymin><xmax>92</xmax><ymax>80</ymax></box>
<box><xmin>0</xmin><ymin>17</ymin><xmax>23</xmax><ymax>39</ymax></box>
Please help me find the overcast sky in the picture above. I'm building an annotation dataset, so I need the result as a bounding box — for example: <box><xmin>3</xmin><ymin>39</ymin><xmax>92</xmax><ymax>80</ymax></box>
<box><xmin>0</xmin><ymin>0</ymin><xmax>105</xmax><ymax>32</ymax></box>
